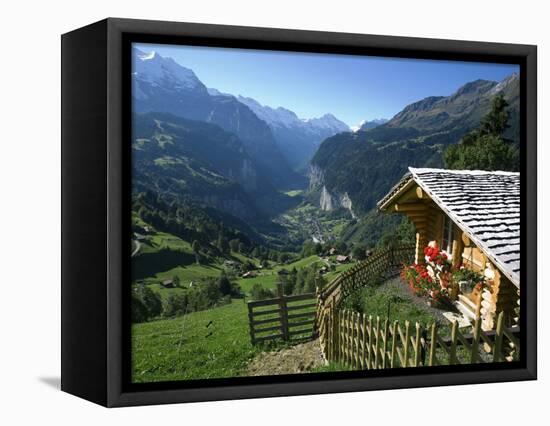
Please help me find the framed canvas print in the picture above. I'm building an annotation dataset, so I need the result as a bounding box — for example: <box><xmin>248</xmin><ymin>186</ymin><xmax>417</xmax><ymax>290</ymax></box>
<box><xmin>61</xmin><ymin>18</ymin><xmax>537</xmax><ymax>407</ymax></box>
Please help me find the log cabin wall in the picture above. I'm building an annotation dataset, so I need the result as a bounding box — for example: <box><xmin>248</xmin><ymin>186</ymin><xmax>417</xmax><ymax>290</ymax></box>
<box><xmin>493</xmin><ymin>275</ymin><xmax>520</xmax><ymax>327</ymax></box>
<box><xmin>378</xmin><ymin>168</ymin><xmax>521</xmax><ymax>333</ymax></box>
<box><xmin>395</xmin><ymin>191</ymin><xmax>517</xmax><ymax>331</ymax></box>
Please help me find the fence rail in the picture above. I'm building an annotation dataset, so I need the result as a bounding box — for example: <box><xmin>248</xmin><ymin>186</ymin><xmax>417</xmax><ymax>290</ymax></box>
<box><xmin>248</xmin><ymin>284</ymin><xmax>316</xmax><ymax>345</ymax></box>
<box><xmin>320</xmin><ymin>308</ymin><xmax>519</xmax><ymax>368</ymax></box>
<box><xmin>247</xmin><ymin>244</ymin><xmax>520</xmax><ymax>368</ymax></box>
<box><xmin>316</xmin><ymin>245</ymin><xmax>415</xmax><ymax>352</ymax></box>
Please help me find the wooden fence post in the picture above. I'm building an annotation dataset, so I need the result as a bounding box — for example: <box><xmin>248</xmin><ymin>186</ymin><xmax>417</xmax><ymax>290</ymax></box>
<box><xmin>493</xmin><ymin>311</ymin><xmax>504</xmax><ymax>363</ymax></box>
<box><xmin>339</xmin><ymin>310</ymin><xmax>344</xmax><ymax>364</ymax></box>
<box><xmin>361</xmin><ymin>314</ymin><xmax>367</xmax><ymax>370</ymax></box>
<box><xmin>428</xmin><ymin>323</ymin><xmax>437</xmax><ymax>366</ymax></box>
<box><xmin>390</xmin><ymin>320</ymin><xmax>398</xmax><ymax>368</ymax></box>
<box><xmin>420</xmin><ymin>327</ymin><xmax>428</xmax><ymax>366</ymax></box>
<box><xmin>374</xmin><ymin>316</ymin><xmax>381</xmax><ymax>369</ymax></box>
<box><xmin>382</xmin><ymin>319</ymin><xmax>389</xmax><ymax>369</ymax></box>
<box><xmin>470</xmin><ymin>316</ymin><xmax>481</xmax><ymax>364</ymax></box>
<box><xmin>355</xmin><ymin>313</ymin><xmax>361</xmax><ymax>370</ymax></box>
<box><xmin>277</xmin><ymin>282</ymin><xmax>289</xmax><ymax>341</ymax></box>
<box><xmin>367</xmin><ymin>315</ymin><xmax>373</xmax><ymax>369</ymax></box>
<box><xmin>347</xmin><ymin>311</ymin><xmax>352</xmax><ymax>366</ymax></box>
<box><xmin>334</xmin><ymin>308</ymin><xmax>340</xmax><ymax>362</ymax></box>
<box><xmin>403</xmin><ymin>321</ymin><xmax>410</xmax><ymax>368</ymax></box>
<box><xmin>247</xmin><ymin>303</ymin><xmax>255</xmax><ymax>344</ymax></box>
<box><xmin>414</xmin><ymin>323</ymin><xmax>422</xmax><ymax>367</ymax></box>
<box><xmin>450</xmin><ymin>321</ymin><xmax>458</xmax><ymax>365</ymax></box>
<box><xmin>350</xmin><ymin>312</ymin><xmax>356</xmax><ymax>369</ymax></box>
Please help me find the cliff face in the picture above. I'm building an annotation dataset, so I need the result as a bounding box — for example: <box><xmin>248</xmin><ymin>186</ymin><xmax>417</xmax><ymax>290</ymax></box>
<box><xmin>308</xmin><ymin>164</ymin><xmax>325</xmax><ymax>190</ymax></box>
<box><xmin>319</xmin><ymin>186</ymin><xmax>356</xmax><ymax>218</ymax></box>
<box><xmin>309</xmin><ymin>165</ymin><xmax>355</xmax><ymax>217</ymax></box>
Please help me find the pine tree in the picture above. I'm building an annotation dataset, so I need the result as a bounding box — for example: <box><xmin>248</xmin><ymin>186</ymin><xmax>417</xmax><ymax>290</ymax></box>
<box><xmin>444</xmin><ymin>94</ymin><xmax>518</xmax><ymax>172</ymax></box>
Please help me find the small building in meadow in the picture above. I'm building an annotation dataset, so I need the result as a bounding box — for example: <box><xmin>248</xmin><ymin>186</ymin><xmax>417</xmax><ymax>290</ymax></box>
<box><xmin>336</xmin><ymin>255</ymin><xmax>350</xmax><ymax>264</ymax></box>
<box><xmin>161</xmin><ymin>279</ymin><xmax>175</xmax><ymax>288</ymax></box>
<box><xmin>378</xmin><ymin>167</ymin><xmax>520</xmax><ymax>330</ymax></box>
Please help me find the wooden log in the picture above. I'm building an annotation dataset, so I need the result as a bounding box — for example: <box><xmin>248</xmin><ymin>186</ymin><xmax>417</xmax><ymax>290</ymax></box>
<box><xmin>395</xmin><ymin>203</ymin><xmax>426</xmax><ymax>212</ymax></box>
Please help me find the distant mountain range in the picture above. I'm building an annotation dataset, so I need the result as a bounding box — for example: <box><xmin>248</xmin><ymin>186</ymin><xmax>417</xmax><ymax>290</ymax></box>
<box><xmin>132</xmin><ymin>48</ymin><xmax>349</xmax><ymax>178</ymax></box>
<box><xmin>310</xmin><ymin>73</ymin><xmax>519</xmax><ymax>217</ymax></box>
<box><xmin>131</xmin><ymin>47</ymin><xmax>520</xmax><ymax>249</ymax></box>
<box><xmin>355</xmin><ymin>118</ymin><xmax>389</xmax><ymax>131</ymax></box>
<box><xmin>132</xmin><ymin>49</ymin><xmax>300</xmax><ymax>189</ymax></box>
<box><xmin>237</xmin><ymin>96</ymin><xmax>349</xmax><ymax>170</ymax></box>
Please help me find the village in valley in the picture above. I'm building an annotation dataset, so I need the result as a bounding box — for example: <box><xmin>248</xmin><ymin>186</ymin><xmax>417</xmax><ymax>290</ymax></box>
<box><xmin>130</xmin><ymin>45</ymin><xmax>521</xmax><ymax>382</ymax></box>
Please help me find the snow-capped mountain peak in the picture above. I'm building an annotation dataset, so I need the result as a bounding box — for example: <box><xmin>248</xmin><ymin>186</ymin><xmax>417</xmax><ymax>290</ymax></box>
<box><xmin>137</xmin><ymin>50</ymin><xmax>156</xmax><ymax>61</ymax></box>
<box><xmin>132</xmin><ymin>48</ymin><xmax>205</xmax><ymax>92</ymax></box>
<box><xmin>237</xmin><ymin>95</ymin><xmax>349</xmax><ymax>134</ymax></box>
<box><xmin>355</xmin><ymin>118</ymin><xmax>389</xmax><ymax>131</ymax></box>
<box><xmin>237</xmin><ymin>96</ymin><xmax>299</xmax><ymax>128</ymax></box>
<box><xmin>305</xmin><ymin>113</ymin><xmax>349</xmax><ymax>132</ymax></box>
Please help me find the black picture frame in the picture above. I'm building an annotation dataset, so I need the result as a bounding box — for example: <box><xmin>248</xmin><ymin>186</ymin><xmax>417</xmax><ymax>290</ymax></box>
<box><xmin>61</xmin><ymin>17</ymin><xmax>537</xmax><ymax>407</ymax></box>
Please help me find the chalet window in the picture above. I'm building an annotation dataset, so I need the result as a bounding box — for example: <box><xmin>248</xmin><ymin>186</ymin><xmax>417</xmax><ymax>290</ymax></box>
<box><xmin>442</xmin><ymin>216</ymin><xmax>454</xmax><ymax>255</ymax></box>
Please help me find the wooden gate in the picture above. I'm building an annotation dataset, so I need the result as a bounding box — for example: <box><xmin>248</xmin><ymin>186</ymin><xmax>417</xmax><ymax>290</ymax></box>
<box><xmin>247</xmin><ymin>283</ymin><xmax>317</xmax><ymax>345</ymax></box>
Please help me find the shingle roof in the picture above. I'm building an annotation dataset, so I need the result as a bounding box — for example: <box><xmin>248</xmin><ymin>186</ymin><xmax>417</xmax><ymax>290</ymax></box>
<box><xmin>379</xmin><ymin>167</ymin><xmax>520</xmax><ymax>287</ymax></box>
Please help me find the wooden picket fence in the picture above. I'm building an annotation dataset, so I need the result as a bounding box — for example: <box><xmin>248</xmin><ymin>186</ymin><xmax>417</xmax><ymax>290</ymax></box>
<box><xmin>316</xmin><ymin>245</ymin><xmax>415</xmax><ymax>349</ymax></box>
<box><xmin>320</xmin><ymin>307</ymin><xmax>520</xmax><ymax>369</ymax></box>
<box><xmin>248</xmin><ymin>283</ymin><xmax>317</xmax><ymax>345</ymax></box>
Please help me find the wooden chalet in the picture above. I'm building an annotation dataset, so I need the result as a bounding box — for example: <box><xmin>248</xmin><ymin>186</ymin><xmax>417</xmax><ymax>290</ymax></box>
<box><xmin>336</xmin><ymin>255</ymin><xmax>349</xmax><ymax>263</ymax></box>
<box><xmin>378</xmin><ymin>167</ymin><xmax>520</xmax><ymax>330</ymax></box>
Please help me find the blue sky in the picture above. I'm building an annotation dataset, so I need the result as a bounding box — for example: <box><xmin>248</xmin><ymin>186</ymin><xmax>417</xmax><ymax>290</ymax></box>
<box><xmin>135</xmin><ymin>42</ymin><xmax>519</xmax><ymax>128</ymax></box>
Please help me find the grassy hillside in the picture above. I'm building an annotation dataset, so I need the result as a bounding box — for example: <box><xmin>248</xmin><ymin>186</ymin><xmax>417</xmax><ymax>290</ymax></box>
<box><xmin>132</xmin><ymin>300</ymin><xmax>258</xmax><ymax>382</ymax></box>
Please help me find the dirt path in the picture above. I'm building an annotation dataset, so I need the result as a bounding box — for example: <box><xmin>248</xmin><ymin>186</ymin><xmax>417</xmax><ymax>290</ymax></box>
<box><xmin>245</xmin><ymin>339</ymin><xmax>326</xmax><ymax>376</ymax></box>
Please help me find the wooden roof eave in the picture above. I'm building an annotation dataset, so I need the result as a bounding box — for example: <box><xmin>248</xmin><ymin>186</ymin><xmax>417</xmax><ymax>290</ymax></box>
<box><xmin>377</xmin><ymin>176</ymin><xmax>416</xmax><ymax>212</ymax></box>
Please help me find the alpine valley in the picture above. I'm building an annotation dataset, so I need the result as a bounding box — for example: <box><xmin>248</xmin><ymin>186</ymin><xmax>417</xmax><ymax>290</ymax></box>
<box><xmin>131</xmin><ymin>46</ymin><xmax>519</xmax><ymax>252</ymax></box>
<box><xmin>129</xmin><ymin>46</ymin><xmax>521</xmax><ymax>383</ymax></box>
